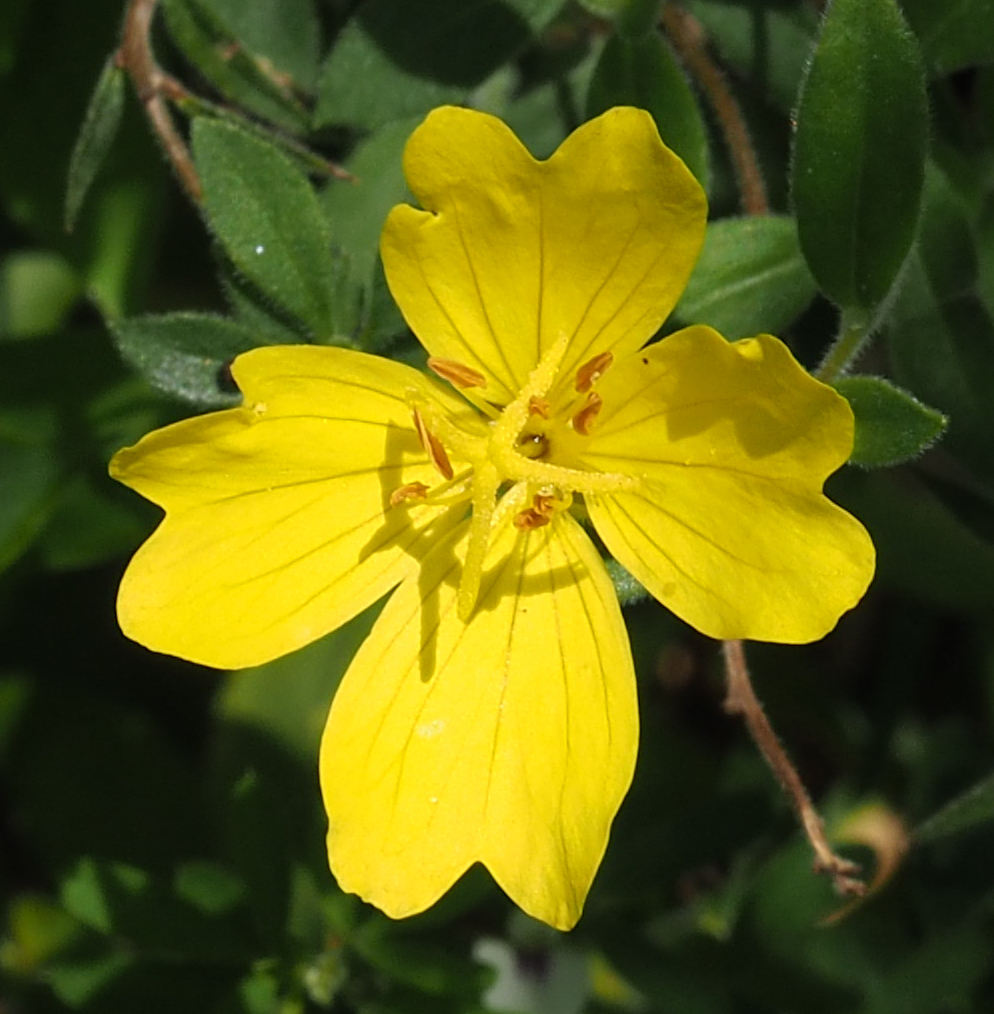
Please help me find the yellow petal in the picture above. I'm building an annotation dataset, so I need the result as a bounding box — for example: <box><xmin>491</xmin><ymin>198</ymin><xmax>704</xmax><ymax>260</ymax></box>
<box><xmin>320</xmin><ymin>510</ymin><xmax>638</xmax><ymax>931</ymax></box>
<box><xmin>110</xmin><ymin>345</ymin><xmax>473</xmax><ymax>669</ymax></box>
<box><xmin>580</xmin><ymin>327</ymin><xmax>874</xmax><ymax>642</ymax></box>
<box><xmin>381</xmin><ymin>106</ymin><xmax>706</xmax><ymax>404</ymax></box>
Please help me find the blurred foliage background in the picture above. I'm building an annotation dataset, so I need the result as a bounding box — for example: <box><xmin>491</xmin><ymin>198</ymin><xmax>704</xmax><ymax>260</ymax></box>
<box><xmin>3</xmin><ymin>0</ymin><xmax>994</xmax><ymax>1010</ymax></box>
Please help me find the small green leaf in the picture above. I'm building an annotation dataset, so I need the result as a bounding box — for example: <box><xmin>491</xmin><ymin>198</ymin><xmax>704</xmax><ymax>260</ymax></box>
<box><xmin>197</xmin><ymin>0</ymin><xmax>322</xmax><ymax>91</ymax></box>
<box><xmin>173</xmin><ymin>860</ymin><xmax>246</xmax><ymax>916</ymax></box>
<box><xmin>916</xmin><ymin>770</ymin><xmax>994</xmax><ymax>844</ymax></box>
<box><xmin>586</xmin><ymin>31</ymin><xmax>709</xmax><ymax>190</ymax></box>
<box><xmin>792</xmin><ymin>0</ymin><xmax>928</xmax><ymax>311</ymax></box>
<box><xmin>833</xmin><ymin>375</ymin><xmax>947</xmax><ymax>468</ymax></box>
<box><xmin>111</xmin><ymin>312</ymin><xmax>267</xmax><ymax>407</ymax></box>
<box><xmin>192</xmin><ymin>120</ymin><xmax>338</xmax><ymax>340</ymax></box>
<box><xmin>64</xmin><ymin>56</ymin><xmax>125</xmax><ymax>233</ymax></box>
<box><xmin>314</xmin><ymin>0</ymin><xmax>567</xmax><ymax>130</ymax></box>
<box><xmin>901</xmin><ymin>0</ymin><xmax>994</xmax><ymax>75</ymax></box>
<box><xmin>161</xmin><ymin>0</ymin><xmax>310</xmax><ymax>132</ymax></box>
<box><xmin>672</xmin><ymin>215</ymin><xmax>816</xmax><ymax>338</ymax></box>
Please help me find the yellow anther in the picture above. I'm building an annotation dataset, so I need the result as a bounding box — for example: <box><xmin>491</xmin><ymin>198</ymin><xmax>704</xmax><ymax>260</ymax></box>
<box><xmin>575</xmin><ymin>351</ymin><xmax>613</xmax><ymax>392</ymax></box>
<box><xmin>427</xmin><ymin>357</ymin><xmax>488</xmax><ymax>389</ymax></box>
<box><xmin>412</xmin><ymin>407</ymin><xmax>454</xmax><ymax>480</ymax></box>
<box><xmin>571</xmin><ymin>391</ymin><xmax>602</xmax><ymax>436</ymax></box>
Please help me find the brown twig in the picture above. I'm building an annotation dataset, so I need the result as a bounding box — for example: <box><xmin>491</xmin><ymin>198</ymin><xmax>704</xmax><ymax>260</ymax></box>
<box><xmin>722</xmin><ymin>639</ymin><xmax>866</xmax><ymax>897</ymax></box>
<box><xmin>662</xmin><ymin>4</ymin><xmax>768</xmax><ymax>216</ymax></box>
<box><xmin>117</xmin><ymin>0</ymin><xmax>203</xmax><ymax>202</ymax></box>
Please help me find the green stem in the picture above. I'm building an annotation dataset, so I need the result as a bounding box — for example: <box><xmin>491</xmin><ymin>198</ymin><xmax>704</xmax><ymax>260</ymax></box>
<box><xmin>815</xmin><ymin>308</ymin><xmax>873</xmax><ymax>383</ymax></box>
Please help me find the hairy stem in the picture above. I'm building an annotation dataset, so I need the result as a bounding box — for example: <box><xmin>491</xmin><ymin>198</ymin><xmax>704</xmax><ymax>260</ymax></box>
<box><xmin>722</xmin><ymin>639</ymin><xmax>865</xmax><ymax>897</ymax></box>
<box><xmin>662</xmin><ymin>4</ymin><xmax>768</xmax><ymax>216</ymax></box>
<box><xmin>117</xmin><ymin>0</ymin><xmax>203</xmax><ymax>202</ymax></box>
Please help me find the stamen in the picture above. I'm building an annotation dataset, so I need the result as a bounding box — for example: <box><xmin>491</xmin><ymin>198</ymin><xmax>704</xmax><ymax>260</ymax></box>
<box><xmin>528</xmin><ymin>395</ymin><xmax>550</xmax><ymax>418</ymax></box>
<box><xmin>575</xmin><ymin>351</ymin><xmax>613</xmax><ymax>392</ymax></box>
<box><xmin>571</xmin><ymin>391</ymin><xmax>603</xmax><ymax>436</ymax></box>
<box><xmin>389</xmin><ymin>482</ymin><xmax>429</xmax><ymax>506</ymax></box>
<box><xmin>428</xmin><ymin>358</ymin><xmax>487</xmax><ymax>390</ymax></box>
<box><xmin>412</xmin><ymin>407</ymin><xmax>454</xmax><ymax>480</ymax></box>
<box><xmin>513</xmin><ymin>509</ymin><xmax>551</xmax><ymax>530</ymax></box>
<box><xmin>457</xmin><ymin>461</ymin><xmax>500</xmax><ymax>622</ymax></box>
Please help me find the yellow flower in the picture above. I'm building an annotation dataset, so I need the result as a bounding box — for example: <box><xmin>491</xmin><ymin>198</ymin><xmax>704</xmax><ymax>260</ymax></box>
<box><xmin>110</xmin><ymin>106</ymin><xmax>874</xmax><ymax>931</ymax></box>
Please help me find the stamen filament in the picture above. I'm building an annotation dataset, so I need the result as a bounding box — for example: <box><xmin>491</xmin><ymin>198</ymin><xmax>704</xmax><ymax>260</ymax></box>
<box><xmin>457</xmin><ymin>461</ymin><xmax>500</xmax><ymax>622</ymax></box>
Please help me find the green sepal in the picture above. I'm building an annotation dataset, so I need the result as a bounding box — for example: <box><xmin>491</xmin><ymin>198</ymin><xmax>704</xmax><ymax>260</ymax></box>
<box><xmin>792</xmin><ymin>0</ymin><xmax>928</xmax><ymax>311</ymax></box>
<box><xmin>605</xmin><ymin>557</ymin><xmax>650</xmax><ymax>607</ymax></box>
<box><xmin>64</xmin><ymin>56</ymin><xmax>126</xmax><ymax>233</ymax></box>
<box><xmin>192</xmin><ymin>119</ymin><xmax>339</xmax><ymax>341</ymax></box>
<box><xmin>672</xmin><ymin>215</ymin><xmax>816</xmax><ymax>339</ymax></box>
<box><xmin>586</xmin><ymin>31</ymin><xmax>709</xmax><ymax>189</ymax></box>
<box><xmin>314</xmin><ymin>0</ymin><xmax>567</xmax><ymax>130</ymax></box>
<box><xmin>833</xmin><ymin>375</ymin><xmax>947</xmax><ymax>468</ymax></box>
<box><xmin>111</xmin><ymin>312</ymin><xmax>269</xmax><ymax>407</ymax></box>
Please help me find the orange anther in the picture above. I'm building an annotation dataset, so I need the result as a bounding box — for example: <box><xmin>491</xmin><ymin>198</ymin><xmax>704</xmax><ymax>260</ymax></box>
<box><xmin>513</xmin><ymin>508</ymin><xmax>551</xmax><ymax>530</ymax></box>
<box><xmin>575</xmin><ymin>351</ymin><xmax>613</xmax><ymax>392</ymax></box>
<box><xmin>532</xmin><ymin>493</ymin><xmax>556</xmax><ymax>517</ymax></box>
<box><xmin>390</xmin><ymin>482</ymin><xmax>430</xmax><ymax>507</ymax></box>
<box><xmin>412</xmin><ymin>408</ymin><xmax>454</xmax><ymax>479</ymax></box>
<box><xmin>571</xmin><ymin>391</ymin><xmax>603</xmax><ymax>436</ymax></box>
<box><xmin>427</xmin><ymin>357</ymin><xmax>487</xmax><ymax>389</ymax></box>
<box><xmin>528</xmin><ymin>395</ymin><xmax>550</xmax><ymax>418</ymax></box>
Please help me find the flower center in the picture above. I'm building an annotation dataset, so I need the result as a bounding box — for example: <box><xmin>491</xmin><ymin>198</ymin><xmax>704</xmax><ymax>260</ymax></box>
<box><xmin>396</xmin><ymin>333</ymin><xmax>638</xmax><ymax>620</ymax></box>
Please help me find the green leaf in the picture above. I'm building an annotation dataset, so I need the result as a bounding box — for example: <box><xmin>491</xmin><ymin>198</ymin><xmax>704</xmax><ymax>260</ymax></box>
<box><xmin>161</xmin><ymin>0</ymin><xmax>310</xmax><ymax>132</ymax></box>
<box><xmin>886</xmin><ymin>167</ymin><xmax>994</xmax><ymax>480</ymax></box>
<box><xmin>672</xmin><ymin>215</ymin><xmax>816</xmax><ymax>338</ymax></box>
<box><xmin>111</xmin><ymin>312</ymin><xmax>267</xmax><ymax>407</ymax></box>
<box><xmin>916</xmin><ymin>770</ymin><xmax>994</xmax><ymax>844</ymax></box>
<box><xmin>901</xmin><ymin>0</ymin><xmax>994</xmax><ymax>75</ymax></box>
<box><xmin>833</xmin><ymin>375</ymin><xmax>947</xmax><ymax>468</ymax></box>
<box><xmin>192</xmin><ymin>120</ymin><xmax>339</xmax><ymax>341</ymax></box>
<box><xmin>792</xmin><ymin>0</ymin><xmax>928</xmax><ymax>311</ymax></box>
<box><xmin>0</xmin><ymin>426</ymin><xmax>60</xmax><ymax>574</ymax></box>
<box><xmin>834</xmin><ymin>469</ymin><xmax>994</xmax><ymax>612</ymax></box>
<box><xmin>314</xmin><ymin>0</ymin><xmax>568</xmax><ymax>130</ymax></box>
<box><xmin>586</xmin><ymin>32</ymin><xmax>709</xmax><ymax>190</ymax></box>
<box><xmin>38</xmin><ymin>473</ymin><xmax>151</xmax><ymax>572</ymax></box>
<box><xmin>322</xmin><ymin>117</ymin><xmax>418</xmax><ymax>289</ymax></box>
<box><xmin>63</xmin><ymin>55</ymin><xmax>125</xmax><ymax>233</ymax></box>
<box><xmin>219</xmin><ymin>608</ymin><xmax>376</xmax><ymax>765</ymax></box>
<box><xmin>576</xmin><ymin>0</ymin><xmax>660</xmax><ymax>39</ymax></box>
<box><xmin>197</xmin><ymin>0</ymin><xmax>322</xmax><ymax>91</ymax></box>
<box><xmin>60</xmin><ymin>858</ymin><xmax>253</xmax><ymax>960</ymax></box>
